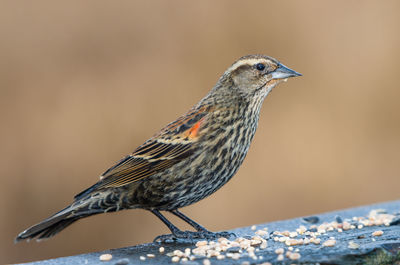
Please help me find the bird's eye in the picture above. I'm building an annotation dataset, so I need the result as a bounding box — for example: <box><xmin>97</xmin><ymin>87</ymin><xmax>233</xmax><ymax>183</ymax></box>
<box><xmin>255</xmin><ymin>63</ymin><xmax>265</xmax><ymax>71</ymax></box>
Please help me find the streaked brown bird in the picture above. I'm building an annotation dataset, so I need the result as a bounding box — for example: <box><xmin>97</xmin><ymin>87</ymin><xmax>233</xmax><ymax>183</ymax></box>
<box><xmin>16</xmin><ymin>54</ymin><xmax>301</xmax><ymax>242</ymax></box>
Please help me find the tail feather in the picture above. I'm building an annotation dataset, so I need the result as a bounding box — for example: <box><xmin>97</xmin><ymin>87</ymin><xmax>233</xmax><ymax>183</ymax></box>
<box><xmin>15</xmin><ymin>205</ymin><xmax>80</xmax><ymax>242</ymax></box>
<box><xmin>16</xmin><ymin>217</ymin><xmax>79</xmax><ymax>242</ymax></box>
<box><xmin>15</xmin><ymin>199</ymin><xmax>106</xmax><ymax>242</ymax></box>
<box><xmin>16</xmin><ymin>190</ymin><xmax>120</xmax><ymax>242</ymax></box>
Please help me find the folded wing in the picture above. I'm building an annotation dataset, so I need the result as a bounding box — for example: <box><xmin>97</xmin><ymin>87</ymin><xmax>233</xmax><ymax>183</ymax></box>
<box><xmin>74</xmin><ymin>106</ymin><xmax>209</xmax><ymax>200</ymax></box>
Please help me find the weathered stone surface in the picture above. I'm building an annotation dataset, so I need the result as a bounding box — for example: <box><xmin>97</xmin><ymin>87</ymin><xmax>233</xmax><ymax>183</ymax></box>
<box><xmin>19</xmin><ymin>200</ymin><xmax>400</xmax><ymax>265</ymax></box>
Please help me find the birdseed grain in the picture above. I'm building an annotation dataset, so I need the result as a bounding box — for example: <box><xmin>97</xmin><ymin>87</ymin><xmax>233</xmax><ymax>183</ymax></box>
<box><xmin>288</xmin><ymin>252</ymin><xmax>301</xmax><ymax>260</ymax></box>
<box><xmin>322</xmin><ymin>239</ymin><xmax>336</xmax><ymax>247</ymax></box>
<box><xmin>99</xmin><ymin>254</ymin><xmax>113</xmax><ymax>261</ymax></box>
<box><xmin>348</xmin><ymin>241</ymin><xmax>360</xmax><ymax>249</ymax></box>
<box><xmin>372</xmin><ymin>230</ymin><xmax>383</xmax><ymax>236</ymax></box>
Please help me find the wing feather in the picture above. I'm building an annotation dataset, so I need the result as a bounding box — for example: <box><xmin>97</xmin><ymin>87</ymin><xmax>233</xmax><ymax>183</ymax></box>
<box><xmin>74</xmin><ymin>106</ymin><xmax>210</xmax><ymax>199</ymax></box>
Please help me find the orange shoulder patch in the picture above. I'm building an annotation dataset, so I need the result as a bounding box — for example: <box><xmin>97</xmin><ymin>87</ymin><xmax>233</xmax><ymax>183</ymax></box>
<box><xmin>186</xmin><ymin>120</ymin><xmax>202</xmax><ymax>139</ymax></box>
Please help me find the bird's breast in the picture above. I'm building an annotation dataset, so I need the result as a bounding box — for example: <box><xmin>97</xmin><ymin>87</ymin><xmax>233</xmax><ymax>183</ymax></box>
<box><xmin>130</xmin><ymin>103</ymin><xmax>263</xmax><ymax>210</ymax></box>
<box><xmin>189</xmin><ymin>104</ymin><xmax>261</xmax><ymax>182</ymax></box>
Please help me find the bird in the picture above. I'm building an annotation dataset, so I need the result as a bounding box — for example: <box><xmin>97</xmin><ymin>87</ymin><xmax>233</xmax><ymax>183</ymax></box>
<box><xmin>15</xmin><ymin>54</ymin><xmax>301</xmax><ymax>243</ymax></box>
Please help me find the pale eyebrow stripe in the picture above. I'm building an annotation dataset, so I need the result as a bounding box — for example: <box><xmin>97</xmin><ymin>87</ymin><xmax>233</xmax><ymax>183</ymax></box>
<box><xmin>226</xmin><ymin>58</ymin><xmax>266</xmax><ymax>73</ymax></box>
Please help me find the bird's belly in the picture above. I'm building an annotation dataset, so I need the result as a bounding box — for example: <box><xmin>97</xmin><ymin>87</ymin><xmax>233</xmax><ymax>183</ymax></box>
<box><xmin>130</xmin><ymin>142</ymin><xmax>249</xmax><ymax>210</ymax></box>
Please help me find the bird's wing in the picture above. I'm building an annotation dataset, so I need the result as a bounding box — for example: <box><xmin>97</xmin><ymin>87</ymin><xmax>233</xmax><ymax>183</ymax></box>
<box><xmin>74</xmin><ymin>106</ymin><xmax>210</xmax><ymax>199</ymax></box>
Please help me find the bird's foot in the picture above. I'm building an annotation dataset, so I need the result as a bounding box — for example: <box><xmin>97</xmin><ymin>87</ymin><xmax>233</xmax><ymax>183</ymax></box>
<box><xmin>153</xmin><ymin>230</ymin><xmax>236</xmax><ymax>243</ymax></box>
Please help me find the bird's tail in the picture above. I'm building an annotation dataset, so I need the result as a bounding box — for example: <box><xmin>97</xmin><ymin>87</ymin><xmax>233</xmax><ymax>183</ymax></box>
<box><xmin>15</xmin><ymin>196</ymin><xmax>107</xmax><ymax>242</ymax></box>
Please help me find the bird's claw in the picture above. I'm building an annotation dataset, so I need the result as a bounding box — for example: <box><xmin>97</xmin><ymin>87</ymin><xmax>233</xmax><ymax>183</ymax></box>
<box><xmin>209</xmin><ymin>231</ymin><xmax>236</xmax><ymax>239</ymax></box>
<box><xmin>153</xmin><ymin>233</ymin><xmax>178</xmax><ymax>243</ymax></box>
<box><xmin>153</xmin><ymin>230</ymin><xmax>236</xmax><ymax>243</ymax></box>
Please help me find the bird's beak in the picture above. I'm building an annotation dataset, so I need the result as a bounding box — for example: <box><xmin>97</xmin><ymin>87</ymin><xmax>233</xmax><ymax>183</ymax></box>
<box><xmin>270</xmin><ymin>63</ymin><xmax>302</xmax><ymax>80</ymax></box>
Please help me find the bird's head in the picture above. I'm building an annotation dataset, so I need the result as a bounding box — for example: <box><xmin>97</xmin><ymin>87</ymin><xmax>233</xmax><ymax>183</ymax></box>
<box><xmin>219</xmin><ymin>54</ymin><xmax>301</xmax><ymax>100</ymax></box>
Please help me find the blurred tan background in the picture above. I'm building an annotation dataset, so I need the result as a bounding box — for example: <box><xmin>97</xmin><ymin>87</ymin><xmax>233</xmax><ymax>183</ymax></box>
<box><xmin>1</xmin><ymin>1</ymin><xmax>400</xmax><ymax>263</ymax></box>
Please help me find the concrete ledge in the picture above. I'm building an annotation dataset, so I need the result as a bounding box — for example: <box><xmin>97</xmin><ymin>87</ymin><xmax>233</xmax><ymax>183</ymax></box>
<box><xmin>19</xmin><ymin>200</ymin><xmax>400</xmax><ymax>265</ymax></box>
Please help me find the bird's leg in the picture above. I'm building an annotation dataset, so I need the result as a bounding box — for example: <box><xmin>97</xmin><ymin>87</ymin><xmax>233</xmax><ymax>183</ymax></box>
<box><xmin>151</xmin><ymin>209</ymin><xmax>234</xmax><ymax>242</ymax></box>
<box><xmin>151</xmin><ymin>209</ymin><xmax>184</xmax><ymax>242</ymax></box>
<box><xmin>170</xmin><ymin>209</ymin><xmax>209</xmax><ymax>233</ymax></box>
<box><xmin>170</xmin><ymin>209</ymin><xmax>236</xmax><ymax>239</ymax></box>
<box><xmin>152</xmin><ymin>209</ymin><xmax>204</xmax><ymax>242</ymax></box>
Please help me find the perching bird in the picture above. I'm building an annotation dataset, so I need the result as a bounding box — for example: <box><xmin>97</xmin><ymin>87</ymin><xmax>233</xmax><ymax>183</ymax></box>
<box><xmin>16</xmin><ymin>54</ymin><xmax>301</xmax><ymax>242</ymax></box>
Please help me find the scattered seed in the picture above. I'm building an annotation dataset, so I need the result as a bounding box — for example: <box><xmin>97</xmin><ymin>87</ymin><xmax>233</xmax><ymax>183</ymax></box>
<box><xmin>288</xmin><ymin>252</ymin><xmax>301</xmax><ymax>260</ymax></box>
<box><xmin>173</xmin><ymin>250</ymin><xmax>184</xmax><ymax>257</ymax></box>
<box><xmin>372</xmin><ymin>230</ymin><xmax>383</xmax><ymax>236</ymax></box>
<box><xmin>255</xmin><ymin>230</ymin><xmax>269</xmax><ymax>237</ymax></box>
<box><xmin>99</xmin><ymin>254</ymin><xmax>113</xmax><ymax>262</ymax></box>
<box><xmin>323</xmin><ymin>239</ymin><xmax>336</xmax><ymax>247</ymax></box>
<box><xmin>250</xmin><ymin>239</ymin><xmax>262</xmax><ymax>246</ymax></box>
<box><xmin>311</xmin><ymin>238</ymin><xmax>321</xmax><ymax>245</ymax></box>
<box><xmin>196</xmin><ymin>241</ymin><xmax>208</xmax><ymax>247</ymax></box>
<box><xmin>348</xmin><ymin>241</ymin><xmax>360</xmax><ymax>249</ymax></box>
<box><xmin>342</xmin><ymin>222</ymin><xmax>351</xmax><ymax>230</ymax></box>
<box><xmin>296</xmin><ymin>225</ymin><xmax>307</xmax><ymax>234</ymax></box>
<box><xmin>285</xmin><ymin>238</ymin><xmax>304</xmax><ymax>246</ymax></box>
<box><xmin>149</xmin><ymin>209</ymin><xmax>396</xmax><ymax>263</ymax></box>
<box><xmin>259</xmin><ymin>242</ymin><xmax>268</xmax><ymax>249</ymax></box>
